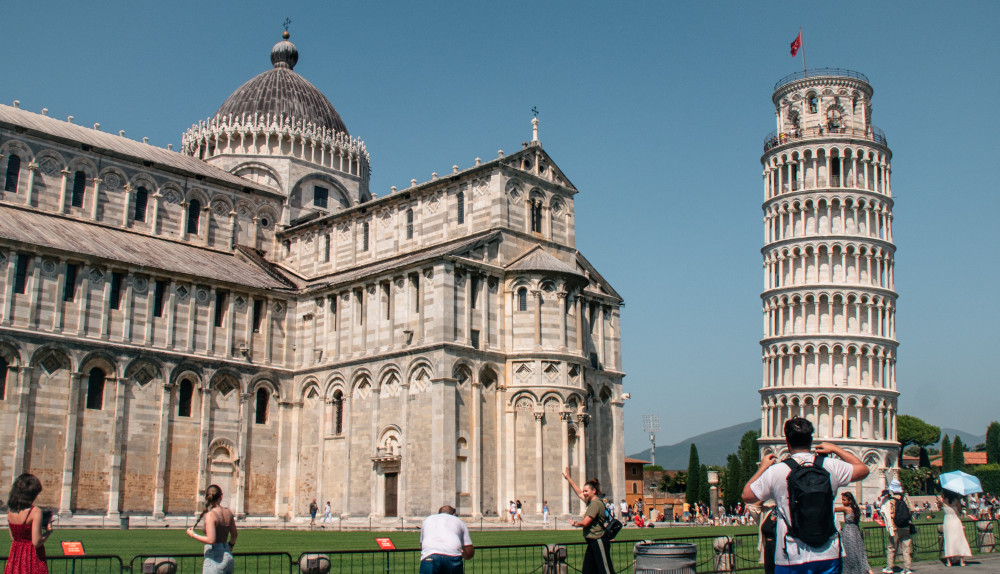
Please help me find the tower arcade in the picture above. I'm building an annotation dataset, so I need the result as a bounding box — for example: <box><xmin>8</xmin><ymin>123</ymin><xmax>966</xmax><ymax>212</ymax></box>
<box><xmin>759</xmin><ymin>69</ymin><xmax>899</xmax><ymax>501</ymax></box>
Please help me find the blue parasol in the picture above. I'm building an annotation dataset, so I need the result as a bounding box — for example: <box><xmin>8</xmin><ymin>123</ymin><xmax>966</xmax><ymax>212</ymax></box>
<box><xmin>938</xmin><ymin>470</ymin><xmax>982</xmax><ymax>496</ymax></box>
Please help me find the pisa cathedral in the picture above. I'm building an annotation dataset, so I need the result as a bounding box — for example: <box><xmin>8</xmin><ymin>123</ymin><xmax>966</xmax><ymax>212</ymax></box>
<box><xmin>758</xmin><ymin>69</ymin><xmax>899</xmax><ymax>502</ymax></box>
<box><xmin>0</xmin><ymin>32</ymin><xmax>625</xmax><ymax>520</ymax></box>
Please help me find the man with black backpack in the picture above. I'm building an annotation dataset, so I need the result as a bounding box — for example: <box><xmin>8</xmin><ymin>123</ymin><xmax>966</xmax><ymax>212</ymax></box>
<box><xmin>879</xmin><ymin>479</ymin><xmax>913</xmax><ymax>574</ymax></box>
<box><xmin>742</xmin><ymin>417</ymin><xmax>870</xmax><ymax>574</ymax></box>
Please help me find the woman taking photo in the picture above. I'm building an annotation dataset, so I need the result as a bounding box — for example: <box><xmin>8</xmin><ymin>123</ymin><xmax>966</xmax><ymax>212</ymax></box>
<box><xmin>5</xmin><ymin>473</ymin><xmax>52</xmax><ymax>574</ymax></box>
<box><xmin>186</xmin><ymin>485</ymin><xmax>238</xmax><ymax>574</ymax></box>
<box><xmin>835</xmin><ymin>491</ymin><xmax>873</xmax><ymax>574</ymax></box>
<box><xmin>939</xmin><ymin>489</ymin><xmax>972</xmax><ymax>567</ymax></box>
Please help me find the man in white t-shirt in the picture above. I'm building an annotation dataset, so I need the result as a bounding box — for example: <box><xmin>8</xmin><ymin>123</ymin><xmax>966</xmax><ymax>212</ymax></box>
<box><xmin>420</xmin><ymin>506</ymin><xmax>474</xmax><ymax>574</ymax></box>
<box><xmin>742</xmin><ymin>417</ymin><xmax>869</xmax><ymax>574</ymax></box>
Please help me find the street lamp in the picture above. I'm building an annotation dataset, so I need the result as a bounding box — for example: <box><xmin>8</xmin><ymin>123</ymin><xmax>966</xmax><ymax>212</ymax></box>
<box><xmin>642</xmin><ymin>415</ymin><xmax>660</xmax><ymax>466</ymax></box>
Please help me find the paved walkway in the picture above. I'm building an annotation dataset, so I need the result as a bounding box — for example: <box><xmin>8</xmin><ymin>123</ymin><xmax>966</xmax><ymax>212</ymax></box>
<box><xmin>890</xmin><ymin>553</ymin><xmax>1000</xmax><ymax>573</ymax></box>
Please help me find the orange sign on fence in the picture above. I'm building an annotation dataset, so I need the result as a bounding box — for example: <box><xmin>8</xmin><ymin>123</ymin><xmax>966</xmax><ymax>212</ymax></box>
<box><xmin>375</xmin><ymin>538</ymin><xmax>395</xmax><ymax>550</ymax></box>
<box><xmin>61</xmin><ymin>541</ymin><xmax>85</xmax><ymax>556</ymax></box>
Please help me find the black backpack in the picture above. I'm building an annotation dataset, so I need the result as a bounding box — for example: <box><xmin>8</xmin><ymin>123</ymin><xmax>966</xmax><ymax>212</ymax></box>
<box><xmin>602</xmin><ymin>499</ymin><xmax>624</xmax><ymax>539</ymax></box>
<box><xmin>892</xmin><ymin>495</ymin><xmax>912</xmax><ymax>528</ymax></box>
<box><xmin>782</xmin><ymin>455</ymin><xmax>836</xmax><ymax>547</ymax></box>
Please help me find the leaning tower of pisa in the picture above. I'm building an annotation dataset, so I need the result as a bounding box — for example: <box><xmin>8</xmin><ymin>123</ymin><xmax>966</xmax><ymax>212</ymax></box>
<box><xmin>759</xmin><ymin>69</ymin><xmax>898</xmax><ymax>500</ymax></box>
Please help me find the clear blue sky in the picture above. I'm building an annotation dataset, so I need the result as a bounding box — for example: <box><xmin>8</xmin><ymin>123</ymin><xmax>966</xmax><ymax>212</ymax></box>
<box><xmin>3</xmin><ymin>1</ymin><xmax>997</xmax><ymax>454</ymax></box>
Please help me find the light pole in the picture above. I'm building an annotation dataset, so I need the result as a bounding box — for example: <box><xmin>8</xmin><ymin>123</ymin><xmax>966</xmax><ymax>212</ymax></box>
<box><xmin>642</xmin><ymin>414</ymin><xmax>660</xmax><ymax>466</ymax></box>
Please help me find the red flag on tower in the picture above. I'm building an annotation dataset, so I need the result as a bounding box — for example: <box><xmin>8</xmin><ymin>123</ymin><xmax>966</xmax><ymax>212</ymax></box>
<box><xmin>790</xmin><ymin>31</ymin><xmax>802</xmax><ymax>57</ymax></box>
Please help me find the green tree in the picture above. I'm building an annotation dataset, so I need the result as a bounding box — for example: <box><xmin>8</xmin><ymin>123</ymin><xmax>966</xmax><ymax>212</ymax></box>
<box><xmin>723</xmin><ymin>454</ymin><xmax>741</xmax><ymax>510</ymax></box>
<box><xmin>897</xmin><ymin>415</ymin><xmax>941</xmax><ymax>469</ymax></box>
<box><xmin>919</xmin><ymin>448</ymin><xmax>931</xmax><ymax>469</ymax></box>
<box><xmin>699</xmin><ymin>464</ymin><xmax>711</xmax><ymax>505</ymax></box>
<box><xmin>953</xmin><ymin>436</ymin><xmax>967</xmax><ymax>471</ymax></box>
<box><xmin>738</xmin><ymin>431</ymin><xmax>761</xmax><ymax>487</ymax></box>
<box><xmin>986</xmin><ymin>421</ymin><xmax>1000</xmax><ymax>465</ymax></box>
<box><xmin>660</xmin><ymin>471</ymin><xmax>687</xmax><ymax>494</ymax></box>
<box><xmin>685</xmin><ymin>444</ymin><xmax>701</xmax><ymax>505</ymax></box>
<box><xmin>941</xmin><ymin>434</ymin><xmax>952</xmax><ymax>472</ymax></box>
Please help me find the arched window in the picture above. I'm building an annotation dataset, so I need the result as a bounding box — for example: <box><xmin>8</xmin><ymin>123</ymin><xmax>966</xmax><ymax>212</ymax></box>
<box><xmin>4</xmin><ymin>154</ymin><xmax>20</xmax><ymax>192</ymax></box>
<box><xmin>456</xmin><ymin>191</ymin><xmax>465</xmax><ymax>224</ymax></box>
<box><xmin>177</xmin><ymin>379</ymin><xmax>193</xmax><ymax>417</ymax></box>
<box><xmin>71</xmin><ymin>171</ymin><xmax>87</xmax><ymax>208</ymax></box>
<box><xmin>333</xmin><ymin>390</ymin><xmax>344</xmax><ymax>435</ymax></box>
<box><xmin>362</xmin><ymin>222</ymin><xmax>370</xmax><ymax>251</ymax></box>
<box><xmin>530</xmin><ymin>199</ymin><xmax>543</xmax><ymax>233</ymax></box>
<box><xmin>807</xmin><ymin>93</ymin><xmax>818</xmax><ymax>114</ymax></box>
<box><xmin>86</xmin><ymin>367</ymin><xmax>105</xmax><ymax>410</ymax></box>
<box><xmin>255</xmin><ymin>387</ymin><xmax>269</xmax><ymax>424</ymax></box>
<box><xmin>406</xmin><ymin>208</ymin><xmax>414</xmax><ymax>239</ymax></box>
<box><xmin>0</xmin><ymin>356</ymin><xmax>8</xmax><ymax>400</ymax></box>
<box><xmin>134</xmin><ymin>186</ymin><xmax>148</xmax><ymax>222</ymax></box>
<box><xmin>517</xmin><ymin>287</ymin><xmax>528</xmax><ymax>312</ymax></box>
<box><xmin>187</xmin><ymin>199</ymin><xmax>201</xmax><ymax>235</ymax></box>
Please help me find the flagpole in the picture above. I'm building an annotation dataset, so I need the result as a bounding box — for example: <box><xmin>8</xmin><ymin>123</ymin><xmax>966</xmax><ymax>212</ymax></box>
<box><xmin>800</xmin><ymin>28</ymin><xmax>808</xmax><ymax>76</ymax></box>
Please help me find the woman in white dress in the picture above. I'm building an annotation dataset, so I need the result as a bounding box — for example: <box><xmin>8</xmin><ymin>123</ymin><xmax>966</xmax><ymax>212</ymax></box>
<box><xmin>939</xmin><ymin>489</ymin><xmax>972</xmax><ymax>567</ymax></box>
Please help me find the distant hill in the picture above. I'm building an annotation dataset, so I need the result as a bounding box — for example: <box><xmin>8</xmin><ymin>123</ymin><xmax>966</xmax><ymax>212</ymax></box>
<box><xmin>628</xmin><ymin>423</ymin><xmax>988</xmax><ymax>470</ymax></box>
<box><xmin>939</xmin><ymin>428</ymin><xmax>986</xmax><ymax>450</ymax></box>
<box><xmin>628</xmin><ymin>420</ymin><xmax>758</xmax><ymax>469</ymax></box>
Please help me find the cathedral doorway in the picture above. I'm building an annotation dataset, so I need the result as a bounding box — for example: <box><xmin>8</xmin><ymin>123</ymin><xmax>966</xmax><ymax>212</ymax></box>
<box><xmin>384</xmin><ymin>473</ymin><xmax>398</xmax><ymax>517</ymax></box>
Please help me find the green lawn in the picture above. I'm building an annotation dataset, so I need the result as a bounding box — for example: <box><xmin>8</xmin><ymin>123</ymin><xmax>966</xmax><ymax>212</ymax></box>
<box><xmin>18</xmin><ymin>523</ymin><xmax>758</xmax><ymax>573</ymax></box>
<box><xmin>9</xmin><ymin>518</ymin><xmax>993</xmax><ymax>574</ymax></box>
<box><xmin>39</xmin><ymin>523</ymin><xmax>756</xmax><ymax>561</ymax></box>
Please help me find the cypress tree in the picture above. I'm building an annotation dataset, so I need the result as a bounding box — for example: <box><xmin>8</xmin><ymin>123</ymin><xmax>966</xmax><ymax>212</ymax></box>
<box><xmin>986</xmin><ymin>422</ymin><xmax>1000</xmax><ymax>466</ymax></box>
<box><xmin>724</xmin><ymin>454</ymin><xmax>741</xmax><ymax>510</ymax></box>
<box><xmin>941</xmin><ymin>434</ymin><xmax>952</xmax><ymax>472</ymax></box>
<box><xmin>686</xmin><ymin>444</ymin><xmax>701</xmax><ymax>505</ymax></box>
<box><xmin>738</xmin><ymin>431</ymin><xmax>761</xmax><ymax>487</ymax></box>
<box><xmin>953</xmin><ymin>436</ymin><xmax>966</xmax><ymax>471</ymax></box>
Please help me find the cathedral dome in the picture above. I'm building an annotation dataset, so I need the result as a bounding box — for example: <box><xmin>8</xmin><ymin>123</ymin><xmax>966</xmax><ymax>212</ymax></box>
<box><xmin>214</xmin><ymin>32</ymin><xmax>348</xmax><ymax>135</ymax></box>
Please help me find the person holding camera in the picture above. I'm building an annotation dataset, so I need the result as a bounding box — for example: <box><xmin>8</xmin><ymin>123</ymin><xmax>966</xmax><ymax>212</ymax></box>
<box><xmin>5</xmin><ymin>473</ymin><xmax>52</xmax><ymax>574</ymax></box>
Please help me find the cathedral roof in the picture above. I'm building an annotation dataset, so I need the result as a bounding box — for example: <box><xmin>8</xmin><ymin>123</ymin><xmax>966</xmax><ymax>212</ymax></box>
<box><xmin>301</xmin><ymin>231</ymin><xmax>501</xmax><ymax>291</ymax></box>
<box><xmin>0</xmin><ymin>205</ymin><xmax>294</xmax><ymax>291</ymax></box>
<box><xmin>0</xmin><ymin>104</ymin><xmax>280</xmax><ymax>196</ymax></box>
<box><xmin>213</xmin><ymin>32</ymin><xmax>349</xmax><ymax>136</ymax></box>
<box><xmin>507</xmin><ymin>245</ymin><xmax>586</xmax><ymax>279</ymax></box>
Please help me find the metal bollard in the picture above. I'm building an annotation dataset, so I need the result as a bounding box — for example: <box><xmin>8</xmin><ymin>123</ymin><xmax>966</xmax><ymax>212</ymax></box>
<box><xmin>976</xmin><ymin>521</ymin><xmax>995</xmax><ymax>553</ymax></box>
<box><xmin>713</xmin><ymin>536</ymin><xmax>734</xmax><ymax>572</ymax></box>
<box><xmin>300</xmin><ymin>554</ymin><xmax>331</xmax><ymax>574</ymax></box>
<box><xmin>141</xmin><ymin>557</ymin><xmax>177</xmax><ymax>574</ymax></box>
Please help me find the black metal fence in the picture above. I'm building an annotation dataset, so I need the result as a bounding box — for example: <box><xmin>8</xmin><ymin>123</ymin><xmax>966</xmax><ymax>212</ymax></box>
<box><xmin>0</xmin><ymin>519</ymin><xmax>995</xmax><ymax>573</ymax></box>
<box><xmin>129</xmin><ymin>552</ymin><xmax>292</xmax><ymax>573</ymax></box>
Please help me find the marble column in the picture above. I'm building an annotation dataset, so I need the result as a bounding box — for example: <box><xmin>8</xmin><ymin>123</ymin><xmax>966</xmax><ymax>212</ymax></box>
<box><xmin>59</xmin><ymin>371</ymin><xmax>84</xmax><ymax>517</ymax></box>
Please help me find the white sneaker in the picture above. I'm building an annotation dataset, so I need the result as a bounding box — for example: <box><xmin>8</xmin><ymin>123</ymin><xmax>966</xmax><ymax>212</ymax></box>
<box><xmin>882</xmin><ymin>569</ymin><xmax>894</xmax><ymax>574</ymax></box>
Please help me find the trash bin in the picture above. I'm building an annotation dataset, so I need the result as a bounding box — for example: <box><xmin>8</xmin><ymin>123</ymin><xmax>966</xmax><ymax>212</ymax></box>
<box><xmin>120</xmin><ymin>515</ymin><xmax>129</xmax><ymax>530</ymax></box>
<box><xmin>634</xmin><ymin>541</ymin><xmax>697</xmax><ymax>574</ymax></box>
